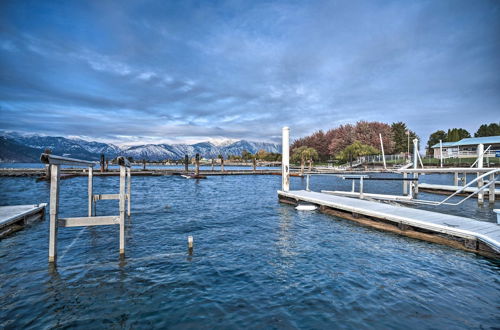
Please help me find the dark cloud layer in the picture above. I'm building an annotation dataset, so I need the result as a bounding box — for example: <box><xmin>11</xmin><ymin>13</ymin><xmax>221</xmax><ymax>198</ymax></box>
<box><xmin>0</xmin><ymin>0</ymin><xmax>499</xmax><ymax>144</ymax></box>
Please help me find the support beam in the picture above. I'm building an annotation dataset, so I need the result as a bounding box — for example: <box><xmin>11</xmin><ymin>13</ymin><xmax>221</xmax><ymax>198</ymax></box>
<box><xmin>282</xmin><ymin>127</ymin><xmax>290</xmax><ymax>192</ymax></box>
<box><xmin>58</xmin><ymin>216</ymin><xmax>120</xmax><ymax>227</ymax></box>
<box><xmin>48</xmin><ymin>164</ymin><xmax>60</xmax><ymax>263</ymax></box>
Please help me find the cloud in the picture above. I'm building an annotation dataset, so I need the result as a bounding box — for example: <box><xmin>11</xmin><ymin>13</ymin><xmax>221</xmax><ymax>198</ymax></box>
<box><xmin>0</xmin><ymin>0</ymin><xmax>499</xmax><ymax>145</ymax></box>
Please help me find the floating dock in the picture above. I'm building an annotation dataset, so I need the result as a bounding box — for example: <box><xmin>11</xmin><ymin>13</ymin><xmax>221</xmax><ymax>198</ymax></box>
<box><xmin>0</xmin><ymin>204</ymin><xmax>47</xmax><ymax>238</ymax></box>
<box><xmin>278</xmin><ymin>190</ymin><xmax>500</xmax><ymax>258</ymax></box>
<box><xmin>419</xmin><ymin>183</ymin><xmax>500</xmax><ymax>199</ymax></box>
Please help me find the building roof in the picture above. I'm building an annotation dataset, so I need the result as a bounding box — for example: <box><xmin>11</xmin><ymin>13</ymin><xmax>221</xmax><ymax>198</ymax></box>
<box><xmin>431</xmin><ymin>135</ymin><xmax>500</xmax><ymax>149</ymax></box>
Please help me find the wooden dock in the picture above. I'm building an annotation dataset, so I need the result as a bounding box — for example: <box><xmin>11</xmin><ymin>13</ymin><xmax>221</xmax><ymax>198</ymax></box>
<box><xmin>0</xmin><ymin>168</ymin><xmax>303</xmax><ymax>179</ymax></box>
<box><xmin>419</xmin><ymin>183</ymin><xmax>500</xmax><ymax>199</ymax></box>
<box><xmin>278</xmin><ymin>190</ymin><xmax>500</xmax><ymax>258</ymax></box>
<box><xmin>0</xmin><ymin>204</ymin><xmax>47</xmax><ymax>238</ymax></box>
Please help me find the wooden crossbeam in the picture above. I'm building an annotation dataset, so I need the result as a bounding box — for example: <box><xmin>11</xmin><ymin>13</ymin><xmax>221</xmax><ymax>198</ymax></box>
<box><xmin>58</xmin><ymin>216</ymin><xmax>119</xmax><ymax>227</ymax></box>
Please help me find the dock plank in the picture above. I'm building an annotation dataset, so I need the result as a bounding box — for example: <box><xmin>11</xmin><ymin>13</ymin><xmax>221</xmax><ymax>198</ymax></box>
<box><xmin>278</xmin><ymin>190</ymin><xmax>500</xmax><ymax>255</ymax></box>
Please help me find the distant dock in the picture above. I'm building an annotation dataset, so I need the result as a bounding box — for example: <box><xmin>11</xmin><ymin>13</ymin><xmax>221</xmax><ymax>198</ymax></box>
<box><xmin>0</xmin><ymin>168</ymin><xmax>300</xmax><ymax>178</ymax></box>
<box><xmin>0</xmin><ymin>204</ymin><xmax>47</xmax><ymax>238</ymax></box>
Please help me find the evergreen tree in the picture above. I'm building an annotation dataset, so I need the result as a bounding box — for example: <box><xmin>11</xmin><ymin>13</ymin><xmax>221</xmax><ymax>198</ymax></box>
<box><xmin>391</xmin><ymin>122</ymin><xmax>418</xmax><ymax>153</ymax></box>
<box><xmin>426</xmin><ymin>130</ymin><xmax>447</xmax><ymax>152</ymax></box>
<box><xmin>446</xmin><ymin>128</ymin><xmax>470</xmax><ymax>142</ymax></box>
<box><xmin>474</xmin><ymin>122</ymin><xmax>500</xmax><ymax>137</ymax></box>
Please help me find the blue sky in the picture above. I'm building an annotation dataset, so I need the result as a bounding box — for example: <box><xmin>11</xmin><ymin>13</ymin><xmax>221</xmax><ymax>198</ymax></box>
<box><xmin>0</xmin><ymin>0</ymin><xmax>499</xmax><ymax>145</ymax></box>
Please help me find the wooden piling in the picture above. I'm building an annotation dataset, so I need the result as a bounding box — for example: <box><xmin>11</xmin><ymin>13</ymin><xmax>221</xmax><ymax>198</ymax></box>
<box><xmin>48</xmin><ymin>164</ymin><xmax>60</xmax><ymax>263</ymax></box>
<box><xmin>195</xmin><ymin>153</ymin><xmax>200</xmax><ymax>176</ymax></box>
<box><xmin>253</xmin><ymin>158</ymin><xmax>257</xmax><ymax>172</ymax></box>
<box><xmin>184</xmin><ymin>155</ymin><xmax>189</xmax><ymax>173</ymax></box>
<box><xmin>100</xmin><ymin>154</ymin><xmax>105</xmax><ymax>173</ymax></box>
<box><xmin>220</xmin><ymin>156</ymin><xmax>225</xmax><ymax>172</ymax></box>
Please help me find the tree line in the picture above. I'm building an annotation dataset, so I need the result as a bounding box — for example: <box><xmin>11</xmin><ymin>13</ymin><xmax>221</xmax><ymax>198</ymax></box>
<box><xmin>291</xmin><ymin>121</ymin><xmax>418</xmax><ymax>162</ymax></box>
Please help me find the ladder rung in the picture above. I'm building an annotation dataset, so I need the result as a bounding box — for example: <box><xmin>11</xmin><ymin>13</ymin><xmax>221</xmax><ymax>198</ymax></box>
<box><xmin>58</xmin><ymin>216</ymin><xmax>120</xmax><ymax>227</ymax></box>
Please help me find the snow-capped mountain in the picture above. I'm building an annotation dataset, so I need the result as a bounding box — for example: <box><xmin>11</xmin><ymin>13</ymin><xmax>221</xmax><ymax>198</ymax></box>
<box><xmin>0</xmin><ymin>132</ymin><xmax>281</xmax><ymax>162</ymax></box>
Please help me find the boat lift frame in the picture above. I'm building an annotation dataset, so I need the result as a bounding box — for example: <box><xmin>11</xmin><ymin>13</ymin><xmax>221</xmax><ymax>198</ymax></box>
<box><xmin>41</xmin><ymin>154</ymin><xmax>131</xmax><ymax>264</ymax></box>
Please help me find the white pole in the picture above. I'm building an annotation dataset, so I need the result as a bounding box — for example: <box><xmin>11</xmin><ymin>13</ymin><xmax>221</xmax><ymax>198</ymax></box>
<box><xmin>439</xmin><ymin>140</ymin><xmax>443</xmax><ymax>168</ymax></box>
<box><xmin>413</xmin><ymin>138</ymin><xmax>419</xmax><ymax>194</ymax></box>
<box><xmin>48</xmin><ymin>164</ymin><xmax>60</xmax><ymax>263</ymax></box>
<box><xmin>477</xmin><ymin>143</ymin><xmax>484</xmax><ymax>205</ymax></box>
<box><xmin>379</xmin><ymin>133</ymin><xmax>386</xmax><ymax>170</ymax></box>
<box><xmin>88</xmin><ymin>166</ymin><xmax>93</xmax><ymax>217</ymax></box>
<box><xmin>282</xmin><ymin>127</ymin><xmax>290</xmax><ymax>192</ymax></box>
<box><xmin>119</xmin><ymin>165</ymin><xmax>126</xmax><ymax>255</ymax></box>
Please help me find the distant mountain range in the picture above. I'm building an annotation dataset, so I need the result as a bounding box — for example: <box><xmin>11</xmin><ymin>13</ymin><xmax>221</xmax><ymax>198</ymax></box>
<box><xmin>0</xmin><ymin>132</ymin><xmax>281</xmax><ymax>162</ymax></box>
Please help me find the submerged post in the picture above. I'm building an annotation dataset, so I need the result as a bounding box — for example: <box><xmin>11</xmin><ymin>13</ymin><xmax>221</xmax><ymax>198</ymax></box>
<box><xmin>88</xmin><ymin>166</ymin><xmax>93</xmax><ymax>217</ymax></box>
<box><xmin>48</xmin><ymin>164</ymin><xmax>60</xmax><ymax>263</ymax></box>
<box><xmin>413</xmin><ymin>138</ymin><xmax>419</xmax><ymax>195</ymax></box>
<box><xmin>379</xmin><ymin>133</ymin><xmax>386</xmax><ymax>170</ymax></box>
<box><xmin>282</xmin><ymin>127</ymin><xmax>290</xmax><ymax>192</ymax></box>
<box><xmin>477</xmin><ymin>143</ymin><xmax>484</xmax><ymax>205</ymax></box>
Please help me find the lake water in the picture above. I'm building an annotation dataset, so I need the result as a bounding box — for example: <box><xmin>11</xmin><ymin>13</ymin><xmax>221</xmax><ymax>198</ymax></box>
<box><xmin>0</xmin><ymin>172</ymin><xmax>499</xmax><ymax>328</ymax></box>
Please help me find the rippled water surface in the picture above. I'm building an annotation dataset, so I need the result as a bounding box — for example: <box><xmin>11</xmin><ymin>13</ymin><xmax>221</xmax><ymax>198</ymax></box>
<box><xmin>0</xmin><ymin>172</ymin><xmax>499</xmax><ymax>329</ymax></box>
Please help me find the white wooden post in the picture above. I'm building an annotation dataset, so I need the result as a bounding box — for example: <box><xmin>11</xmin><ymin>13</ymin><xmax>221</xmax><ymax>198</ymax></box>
<box><xmin>359</xmin><ymin>176</ymin><xmax>364</xmax><ymax>199</ymax></box>
<box><xmin>88</xmin><ymin>166</ymin><xmax>93</xmax><ymax>217</ymax></box>
<box><xmin>127</xmin><ymin>167</ymin><xmax>131</xmax><ymax>217</ymax></box>
<box><xmin>282</xmin><ymin>127</ymin><xmax>290</xmax><ymax>192</ymax></box>
<box><xmin>477</xmin><ymin>144</ymin><xmax>484</xmax><ymax>205</ymax></box>
<box><xmin>439</xmin><ymin>140</ymin><xmax>443</xmax><ymax>168</ymax></box>
<box><xmin>413</xmin><ymin>138</ymin><xmax>419</xmax><ymax>194</ymax></box>
<box><xmin>489</xmin><ymin>173</ymin><xmax>496</xmax><ymax>204</ymax></box>
<box><xmin>48</xmin><ymin>164</ymin><xmax>60</xmax><ymax>263</ymax></box>
<box><xmin>403</xmin><ymin>172</ymin><xmax>408</xmax><ymax>195</ymax></box>
<box><xmin>306</xmin><ymin>174</ymin><xmax>310</xmax><ymax>191</ymax></box>
<box><xmin>119</xmin><ymin>166</ymin><xmax>126</xmax><ymax>255</ymax></box>
<box><xmin>379</xmin><ymin>133</ymin><xmax>386</xmax><ymax>170</ymax></box>
<box><xmin>454</xmin><ymin>172</ymin><xmax>459</xmax><ymax>186</ymax></box>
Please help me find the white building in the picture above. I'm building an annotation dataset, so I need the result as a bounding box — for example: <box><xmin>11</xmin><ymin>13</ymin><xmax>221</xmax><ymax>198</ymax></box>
<box><xmin>431</xmin><ymin>136</ymin><xmax>500</xmax><ymax>159</ymax></box>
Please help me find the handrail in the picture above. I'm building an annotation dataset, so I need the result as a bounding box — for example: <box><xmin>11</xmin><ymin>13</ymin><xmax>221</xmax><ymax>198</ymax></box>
<box><xmin>470</xmin><ymin>145</ymin><xmax>492</xmax><ymax>168</ymax></box>
<box><xmin>40</xmin><ymin>153</ymin><xmax>95</xmax><ymax>167</ymax></box>
<box><xmin>408</xmin><ymin>168</ymin><xmax>499</xmax><ymax>206</ymax></box>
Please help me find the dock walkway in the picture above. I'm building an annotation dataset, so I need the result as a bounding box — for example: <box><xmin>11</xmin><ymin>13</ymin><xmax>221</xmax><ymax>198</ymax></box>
<box><xmin>278</xmin><ymin>190</ymin><xmax>500</xmax><ymax>257</ymax></box>
<box><xmin>0</xmin><ymin>204</ymin><xmax>47</xmax><ymax>238</ymax></box>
